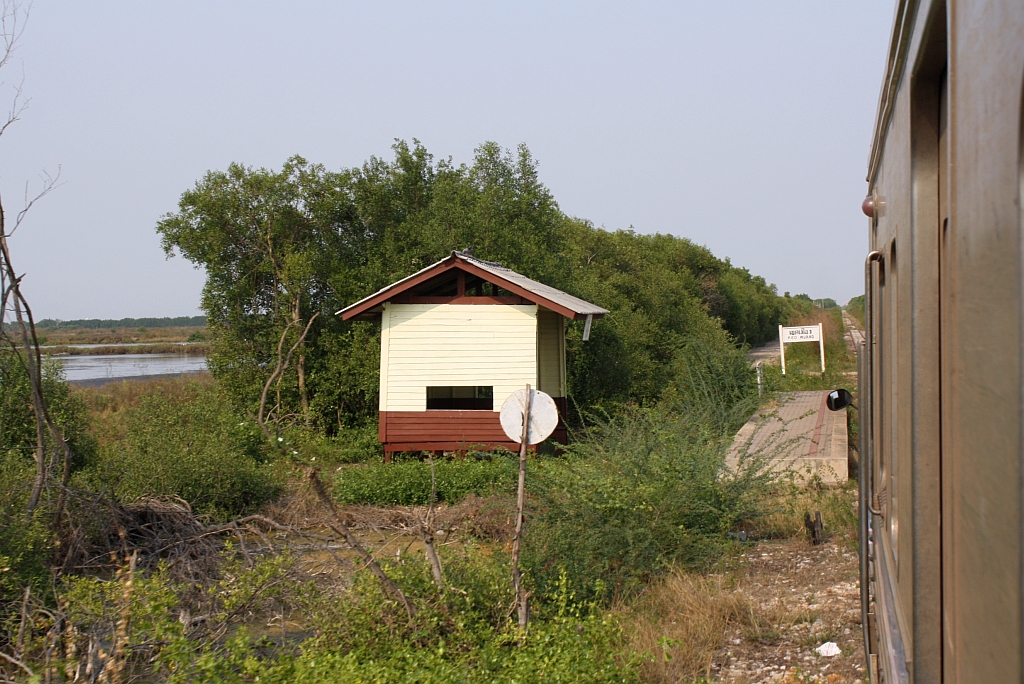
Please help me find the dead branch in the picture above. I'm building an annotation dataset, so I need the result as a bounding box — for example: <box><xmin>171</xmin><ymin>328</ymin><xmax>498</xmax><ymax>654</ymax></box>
<box><xmin>306</xmin><ymin>467</ymin><xmax>416</xmax><ymax>619</ymax></box>
<box><xmin>0</xmin><ymin>651</ymin><xmax>33</xmax><ymax>678</ymax></box>
<box><xmin>419</xmin><ymin>452</ymin><xmax>445</xmax><ymax>592</ymax></box>
<box><xmin>15</xmin><ymin>584</ymin><xmax>28</xmax><ymax>657</ymax></box>
<box><xmin>256</xmin><ymin>311</ymin><xmax>318</xmax><ymax>440</ymax></box>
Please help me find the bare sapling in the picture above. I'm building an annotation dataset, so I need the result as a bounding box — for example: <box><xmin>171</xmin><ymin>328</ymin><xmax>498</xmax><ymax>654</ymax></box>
<box><xmin>255</xmin><ymin>309</ymin><xmax>319</xmax><ymax>442</ymax></box>
<box><xmin>510</xmin><ymin>383</ymin><xmax>532</xmax><ymax>635</ymax></box>
<box><xmin>0</xmin><ymin>2</ymin><xmax>72</xmax><ymax>514</ymax></box>
<box><xmin>419</xmin><ymin>451</ymin><xmax>445</xmax><ymax>592</ymax></box>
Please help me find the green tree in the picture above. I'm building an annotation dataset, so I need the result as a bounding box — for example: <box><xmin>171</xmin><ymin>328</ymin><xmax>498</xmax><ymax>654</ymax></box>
<box><xmin>157</xmin><ymin>156</ymin><xmax>361</xmax><ymax>434</ymax></box>
<box><xmin>158</xmin><ymin>141</ymin><xmax>788</xmax><ymax>432</ymax></box>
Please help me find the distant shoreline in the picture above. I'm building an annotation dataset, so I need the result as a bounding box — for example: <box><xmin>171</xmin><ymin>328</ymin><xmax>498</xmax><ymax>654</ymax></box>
<box><xmin>68</xmin><ymin>371</ymin><xmax>211</xmax><ymax>388</ymax></box>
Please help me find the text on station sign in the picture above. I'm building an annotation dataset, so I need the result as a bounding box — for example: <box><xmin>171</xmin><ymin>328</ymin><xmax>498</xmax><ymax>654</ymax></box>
<box><xmin>781</xmin><ymin>326</ymin><xmax>821</xmax><ymax>343</ymax></box>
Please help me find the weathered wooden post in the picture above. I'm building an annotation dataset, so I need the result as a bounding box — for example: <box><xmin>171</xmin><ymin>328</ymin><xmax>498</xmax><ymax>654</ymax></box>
<box><xmin>511</xmin><ymin>383</ymin><xmax>532</xmax><ymax>632</ymax></box>
<box><xmin>500</xmin><ymin>385</ymin><xmax>558</xmax><ymax>639</ymax></box>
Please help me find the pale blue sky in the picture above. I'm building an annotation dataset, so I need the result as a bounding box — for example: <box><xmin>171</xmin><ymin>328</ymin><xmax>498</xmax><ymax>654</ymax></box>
<box><xmin>1</xmin><ymin>1</ymin><xmax>893</xmax><ymax>319</ymax></box>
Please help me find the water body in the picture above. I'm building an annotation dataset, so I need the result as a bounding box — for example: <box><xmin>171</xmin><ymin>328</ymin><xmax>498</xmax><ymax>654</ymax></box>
<box><xmin>55</xmin><ymin>353</ymin><xmax>208</xmax><ymax>382</ymax></box>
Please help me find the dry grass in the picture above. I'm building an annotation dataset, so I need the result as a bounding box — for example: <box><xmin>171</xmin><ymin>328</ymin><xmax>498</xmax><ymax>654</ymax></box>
<box><xmin>752</xmin><ymin>483</ymin><xmax>858</xmax><ymax>548</ymax></box>
<box><xmin>616</xmin><ymin>482</ymin><xmax>860</xmax><ymax>683</ymax></box>
<box><xmin>74</xmin><ymin>373</ymin><xmax>215</xmax><ymax>447</ymax></box>
<box><xmin>47</xmin><ymin>342</ymin><xmax>210</xmax><ymax>355</ymax></box>
<box><xmin>618</xmin><ymin>572</ymin><xmax>756</xmax><ymax>683</ymax></box>
<box><xmin>37</xmin><ymin>325</ymin><xmax>206</xmax><ymax>346</ymax></box>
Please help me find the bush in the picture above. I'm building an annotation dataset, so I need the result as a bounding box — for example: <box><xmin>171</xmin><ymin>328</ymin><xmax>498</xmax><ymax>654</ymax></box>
<box><xmin>92</xmin><ymin>383</ymin><xmax>280</xmax><ymax>520</ymax></box>
<box><xmin>43</xmin><ymin>545</ymin><xmax>638</xmax><ymax>683</ymax></box>
<box><xmin>663</xmin><ymin>336</ymin><xmax>760</xmax><ymax>434</ymax></box>
<box><xmin>0</xmin><ymin>453</ymin><xmax>52</xmax><ymax>604</ymax></box>
<box><xmin>281</xmin><ymin>421</ymin><xmax>383</xmax><ymax>465</ymax></box>
<box><xmin>334</xmin><ymin>457</ymin><xmax>516</xmax><ymax>506</ymax></box>
<box><xmin>256</xmin><ymin>556</ymin><xmax>637</xmax><ymax>684</ymax></box>
<box><xmin>526</xmin><ymin>407</ymin><xmax>777</xmax><ymax>601</ymax></box>
<box><xmin>0</xmin><ymin>350</ymin><xmax>95</xmax><ymax>471</ymax></box>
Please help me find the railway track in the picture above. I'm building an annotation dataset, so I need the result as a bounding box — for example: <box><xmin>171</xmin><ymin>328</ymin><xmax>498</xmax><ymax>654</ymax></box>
<box><xmin>841</xmin><ymin>311</ymin><xmax>864</xmax><ymax>355</ymax></box>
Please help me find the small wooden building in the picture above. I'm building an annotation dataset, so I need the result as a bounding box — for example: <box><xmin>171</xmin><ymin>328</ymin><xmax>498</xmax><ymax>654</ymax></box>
<box><xmin>338</xmin><ymin>251</ymin><xmax>608</xmax><ymax>456</ymax></box>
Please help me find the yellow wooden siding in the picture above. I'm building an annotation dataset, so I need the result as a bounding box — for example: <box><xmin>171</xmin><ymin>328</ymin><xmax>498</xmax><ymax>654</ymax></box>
<box><xmin>380</xmin><ymin>303</ymin><xmax>538</xmax><ymax>411</ymax></box>
<box><xmin>537</xmin><ymin>309</ymin><xmax>565</xmax><ymax>397</ymax></box>
<box><xmin>379</xmin><ymin>306</ymin><xmax>391</xmax><ymax>410</ymax></box>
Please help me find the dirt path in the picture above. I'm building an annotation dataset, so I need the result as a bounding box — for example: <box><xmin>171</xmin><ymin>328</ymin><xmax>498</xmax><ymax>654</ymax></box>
<box><xmin>746</xmin><ymin>337</ymin><xmax>781</xmax><ymax>365</ymax></box>
<box><xmin>710</xmin><ymin>537</ymin><xmax>865</xmax><ymax>684</ymax></box>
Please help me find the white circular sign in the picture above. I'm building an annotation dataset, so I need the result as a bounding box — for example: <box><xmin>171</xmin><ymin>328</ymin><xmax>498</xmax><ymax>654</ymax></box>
<box><xmin>500</xmin><ymin>389</ymin><xmax>559</xmax><ymax>445</ymax></box>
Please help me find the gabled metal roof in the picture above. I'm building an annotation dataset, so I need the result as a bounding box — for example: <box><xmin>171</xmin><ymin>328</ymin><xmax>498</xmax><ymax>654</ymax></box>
<box><xmin>336</xmin><ymin>251</ymin><xmax>609</xmax><ymax>321</ymax></box>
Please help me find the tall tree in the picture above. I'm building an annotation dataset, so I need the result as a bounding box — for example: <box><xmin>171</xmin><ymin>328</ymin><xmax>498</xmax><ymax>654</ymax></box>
<box><xmin>157</xmin><ymin>156</ymin><xmax>361</xmax><ymax>432</ymax></box>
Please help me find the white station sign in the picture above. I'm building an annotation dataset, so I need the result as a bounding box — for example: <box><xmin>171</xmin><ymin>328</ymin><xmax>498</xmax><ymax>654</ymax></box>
<box><xmin>778</xmin><ymin>322</ymin><xmax>826</xmax><ymax>375</ymax></box>
<box><xmin>781</xmin><ymin>326</ymin><xmax>821</xmax><ymax>343</ymax></box>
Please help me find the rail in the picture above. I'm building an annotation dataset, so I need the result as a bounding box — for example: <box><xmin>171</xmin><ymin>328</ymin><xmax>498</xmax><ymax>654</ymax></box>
<box><xmin>862</xmin><ymin>250</ymin><xmax>881</xmax><ymax>684</ymax></box>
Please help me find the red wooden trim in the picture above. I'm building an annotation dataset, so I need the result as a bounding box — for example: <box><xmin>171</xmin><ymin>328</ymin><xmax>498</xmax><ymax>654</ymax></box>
<box><xmin>379</xmin><ymin>406</ymin><xmax>568</xmax><ymax>450</ymax></box>
<box><xmin>453</xmin><ymin>260</ymin><xmax>581</xmax><ymax>319</ymax></box>
<box><xmin>390</xmin><ymin>295</ymin><xmax>528</xmax><ymax>305</ymax></box>
<box><xmin>383</xmin><ymin>441</ymin><xmax>523</xmax><ymax>453</ymax></box>
<box><xmin>378</xmin><ymin>410</ymin><xmax>387</xmax><ymax>442</ymax></box>
<box><xmin>457</xmin><ymin>271</ymin><xmax>465</xmax><ymax>297</ymax></box>
<box><xmin>340</xmin><ymin>255</ymin><xmax>601</xmax><ymax>321</ymax></box>
<box><xmin>340</xmin><ymin>257</ymin><xmax>459</xmax><ymax>320</ymax></box>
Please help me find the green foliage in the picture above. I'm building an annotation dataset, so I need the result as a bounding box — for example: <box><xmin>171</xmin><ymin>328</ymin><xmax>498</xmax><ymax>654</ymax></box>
<box><xmin>526</xmin><ymin>408</ymin><xmax>775</xmax><ymax>601</ymax></box>
<box><xmin>0</xmin><ymin>350</ymin><xmax>95</xmax><ymax>471</ymax></box>
<box><xmin>43</xmin><ymin>543</ymin><xmax>638</xmax><ymax>683</ymax></box>
<box><xmin>92</xmin><ymin>383</ymin><xmax>280</xmax><ymax>519</ymax></box>
<box><xmin>157</xmin><ymin>141</ymin><xmax>787</xmax><ymax>429</ymax></box>
<box><xmin>846</xmin><ymin>294</ymin><xmax>865</xmax><ymax>326</ymax></box>
<box><xmin>281</xmin><ymin>420</ymin><xmax>383</xmax><ymax>464</ymax></box>
<box><xmin>334</xmin><ymin>457</ymin><xmax>516</xmax><ymax>506</ymax></box>
<box><xmin>663</xmin><ymin>337</ymin><xmax>760</xmax><ymax>434</ymax></box>
<box><xmin>0</xmin><ymin>453</ymin><xmax>52</xmax><ymax>603</ymax></box>
<box><xmin>262</xmin><ymin>557</ymin><xmax>637</xmax><ymax>684</ymax></box>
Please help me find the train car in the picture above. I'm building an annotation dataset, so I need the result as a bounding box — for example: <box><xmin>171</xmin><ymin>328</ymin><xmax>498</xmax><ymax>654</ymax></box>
<box><xmin>847</xmin><ymin>1</ymin><xmax>1024</xmax><ymax>681</ymax></box>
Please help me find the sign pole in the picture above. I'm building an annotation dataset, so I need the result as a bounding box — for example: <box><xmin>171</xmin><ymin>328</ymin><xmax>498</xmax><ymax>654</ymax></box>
<box><xmin>818</xmin><ymin>322</ymin><xmax>826</xmax><ymax>373</ymax></box>
<box><xmin>511</xmin><ymin>383</ymin><xmax>532</xmax><ymax>637</ymax></box>
<box><xmin>779</xmin><ymin>324</ymin><xmax>787</xmax><ymax>376</ymax></box>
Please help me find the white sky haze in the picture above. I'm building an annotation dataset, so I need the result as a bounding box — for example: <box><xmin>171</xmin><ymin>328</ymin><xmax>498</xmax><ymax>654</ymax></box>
<box><xmin>1</xmin><ymin>1</ymin><xmax>894</xmax><ymax>319</ymax></box>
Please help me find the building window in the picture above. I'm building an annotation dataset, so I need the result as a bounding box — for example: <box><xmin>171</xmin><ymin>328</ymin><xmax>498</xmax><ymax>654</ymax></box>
<box><xmin>426</xmin><ymin>386</ymin><xmax>493</xmax><ymax>410</ymax></box>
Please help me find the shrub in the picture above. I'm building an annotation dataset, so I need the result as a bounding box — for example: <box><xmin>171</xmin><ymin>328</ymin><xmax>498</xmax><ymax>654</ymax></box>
<box><xmin>0</xmin><ymin>351</ymin><xmax>96</xmax><ymax>471</ymax></box>
<box><xmin>43</xmin><ymin>545</ymin><xmax>639</xmax><ymax>684</ymax></box>
<box><xmin>526</xmin><ymin>407</ymin><xmax>777</xmax><ymax>601</ymax></box>
<box><xmin>663</xmin><ymin>336</ymin><xmax>760</xmax><ymax>434</ymax></box>
<box><xmin>0</xmin><ymin>452</ymin><xmax>52</xmax><ymax>604</ymax></box>
<box><xmin>334</xmin><ymin>457</ymin><xmax>516</xmax><ymax>506</ymax></box>
<box><xmin>93</xmin><ymin>383</ymin><xmax>280</xmax><ymax>520</ymax></box>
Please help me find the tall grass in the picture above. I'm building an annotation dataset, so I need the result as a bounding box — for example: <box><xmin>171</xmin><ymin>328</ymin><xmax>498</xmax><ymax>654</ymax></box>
<box><xmin>619</xmin><ymin>571</ymin><xmax>752</xmax><ymax>683</ymax></box>
<box><xmin>82</xmin><ymin>378</ymin><xmax>280</xmax><ymax>520</ymax></box>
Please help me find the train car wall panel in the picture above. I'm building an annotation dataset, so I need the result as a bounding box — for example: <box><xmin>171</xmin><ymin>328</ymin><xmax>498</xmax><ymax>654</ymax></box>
<box><xmin>866</xmin><ymin>1</ymin><xmax>1024</xmax><ymax>681</ymax></box>
<box><xmin>943</xmin><ymin>2</ymin><xmax>1024</xmax><ymax>680</ymax></box>
<box><xmin>904</xmin><ymin>2</ymin><xmax>945</xmax><ymax>680</ymax></box>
